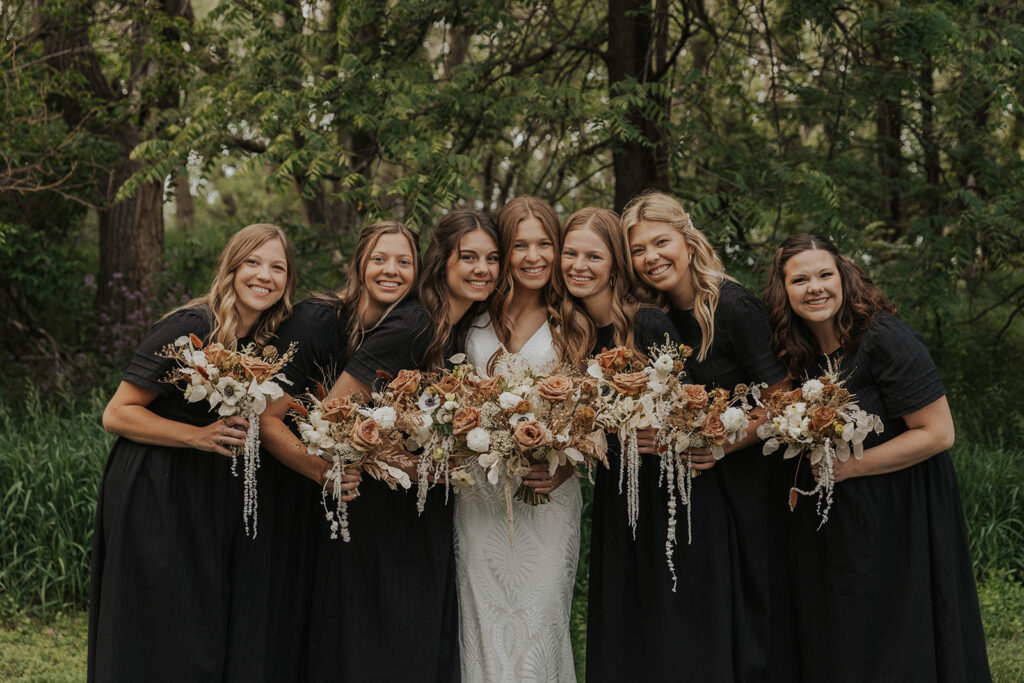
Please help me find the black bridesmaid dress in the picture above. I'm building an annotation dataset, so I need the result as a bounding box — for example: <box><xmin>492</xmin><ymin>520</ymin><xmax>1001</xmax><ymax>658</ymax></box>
<box><xmin>586</xmin><ymin>307</ymin><xmax>736</xmax><ymax>681</ymax></box>
<box><xmin>88</xmin><ymin>306</ymin><xmax>271</xmax><ymax>682</ymax></box>
<box><xmin>667</xmin><ymin>279</ymin><xmax>797</xmax><ymax>682</ymax></box>
<box><xmin>305</xmin><ymin>300</ymin><xmax>460</xmax><ymax>682</ymax></box>
<box><xmin>790</xmin><ymin>313</ymin><xmax>990</xmax><ymax>682</ymax></box>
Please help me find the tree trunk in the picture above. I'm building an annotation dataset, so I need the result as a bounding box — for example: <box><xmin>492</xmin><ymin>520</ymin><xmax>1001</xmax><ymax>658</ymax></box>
<box><xmin>174</xmin><ymin>172</ymin><xmax>195</xmax><ymax>230</ymax></box>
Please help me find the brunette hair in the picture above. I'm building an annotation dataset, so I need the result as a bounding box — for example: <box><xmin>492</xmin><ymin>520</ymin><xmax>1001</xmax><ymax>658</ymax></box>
<box><xmin>172</xmin><ymin>223</ymin><xmax>296</xmax><ymax>348</ymax></box>
<box><xmin>558</xmin><ymin>207</ymin><xmax>647</xmax><ymax>368</ymax></box>
<box><xmin>488</xmin><ymin>197</ymin><xmax>569</xmax><ymax>362</ymax></box>
<box><xmin>312</xmin><ymin>221</ymin><xmax>420</xmax><ymax>354</ymax></box>
<box><xmin>621</xmin><ymin>191</ymin><xmax>732</xmax><ymax>361</ymax></box>
<box><xmin>764</xmin><ymin>233</ymin><xmax>895</xmax><ymax>377</ymax></box>
<box><xmin>417</xmin><ymin>209</ymin><xmax>499</xmax><ymax>370</ymax></box>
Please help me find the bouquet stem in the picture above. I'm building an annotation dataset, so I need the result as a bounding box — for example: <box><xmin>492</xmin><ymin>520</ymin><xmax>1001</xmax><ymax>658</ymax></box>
<box><xmin>513</xmin><ymin>483</ymin><xmax>551</xmax><ymax>505</ymax></box>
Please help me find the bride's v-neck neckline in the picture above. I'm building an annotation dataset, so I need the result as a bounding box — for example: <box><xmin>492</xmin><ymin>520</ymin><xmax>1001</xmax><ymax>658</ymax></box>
<box><xmin>505</xmin><ymin>321</ymin><xmax>549</xmax><ymax>355</ymax></box>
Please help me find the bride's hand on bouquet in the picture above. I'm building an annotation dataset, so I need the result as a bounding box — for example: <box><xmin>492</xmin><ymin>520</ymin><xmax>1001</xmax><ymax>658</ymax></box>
<box><xmin>323</xmin><ymin>465</ymin><xmax>362</xmax><ymax>502</ymax></box>
<box><xmin>522</xmin><ymin>462</ymin><xmax>573</xmax><ymax>496</ymax></box>
<box><xmin>196</xmin><ymin>416</ymin><xmax>250</xmax><ymax>457</ymax></box>
<box><xmin>636</xmin><ymin>427</ymin><xmax>659</xmax><ymax>454</ymax></box>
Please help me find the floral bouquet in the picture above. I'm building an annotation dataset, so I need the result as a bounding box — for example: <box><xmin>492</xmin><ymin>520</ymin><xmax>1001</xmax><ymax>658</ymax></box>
<box><xmin>756</xmin><ymin>365</ymin><xmax>883</xmax><ymax>527</ymax></box>
<box><xmin>375</xmin><ymin>358</ymin><xmax>502</xmax><ymax>513</ymax></box>
<box><xmin>288</xmin><ymin>386</ymin><xmax>412</xmax><ymax>541</ymax></box>
<box><xmin>159</xmin><ymin>333</ymin><xmax>296</xmax><ymax>537</ymax></box>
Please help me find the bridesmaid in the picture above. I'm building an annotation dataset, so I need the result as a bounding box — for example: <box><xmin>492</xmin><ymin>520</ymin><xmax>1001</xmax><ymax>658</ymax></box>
<box><xmin>307</xmin><ymin>209</ymin><xmax>500</xmax><ymax>682</ymax></box>
<box><xmin>258</xmin><ymin>221</ymin><xmax>420</xmax><ymax>681</ymax></box>
<box><xmin>454</xmin><ymin>196</ymin><xmax>580</xmax><ymax>681</ymax></box>
<box><xmin>621</xmin><ymin>190</ymin><xmax>794</xmax><ymax>681</ymax></box>
<box><xmin>764</xmin><ymin>233</ymin><xmax>990</xmax><ymax>682</ymax></box>
<box><xmin>89</xmin><ymin>224</ymin><xmax>295</xmax><ymax>681</ymax></box>
<box><xmin>561</xmin><ymin>208</ymin><xmax>735</xmax><ymax>681</ymax></box>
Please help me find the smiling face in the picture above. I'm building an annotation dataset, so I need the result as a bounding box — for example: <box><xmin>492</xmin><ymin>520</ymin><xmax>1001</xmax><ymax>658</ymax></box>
<box><xmin>784</xmin><ymin>248</ymin><xmax>844</xmax><ymax>343</ymax></box>
<box><xmin>445</xmin><ymin>228</ymin><xmax>500</xmax><ymax>315</ymax></box>
<box><xmin>361</xmin><ymin>232</ymin><xmax>417</xmax><ymax>321</ymax></box>
<box><xmin>561</xmin><ymin>226</ymin><xmax>613</xmax><ymax>313</ymax></box>
<box><xmin>628</xmin><ymin>219</ymin><xmax>694</xmax><ymax>304</ymax></box>
<box><xmin>233</xmin><ymin>238</ymin><xmax>288</xmax><ymax>327</ymax></box>
<box><xmin>510</xmin><ymin>216</ymin><xmax>556</xmax><ymax>291</ymax></box>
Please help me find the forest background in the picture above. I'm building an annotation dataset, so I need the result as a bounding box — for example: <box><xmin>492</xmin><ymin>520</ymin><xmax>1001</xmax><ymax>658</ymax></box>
<box><xmin>2</xmin><ymin>0</ymin><xmax>1024</xmax><ymax>679</ymax></box>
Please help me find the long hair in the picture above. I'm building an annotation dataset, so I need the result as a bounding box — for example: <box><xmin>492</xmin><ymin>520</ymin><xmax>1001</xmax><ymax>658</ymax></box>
<box><xmin>764</xmin><ymin>233</ymin><xmax>895</xmax><ymax>377</ymax></box>
<box><xmin>488</xmin><ymin>197</ymin><xmax>569</xmax><ymax>362</ymax></box>
<box><xmin>558</xmin><ymin>207</ymin><xmax>646</xmax><ymax>369</ymax></box>
<box><xmin>621</xmin><ymin>191</ymin><xmax>731</xmax><ymax>361</ymax></box>
<box><xmin>417</xmin><ymin>209</ymin><xmax>499</xmax><ymax>371</ymax></box>
<box><xmin>172</xmin><ymin>223</ymin><xmax>296</xmax><ymax>349</ymax></box>
<box><xmin>313</xmin><ymin>221</ymin><xmax>420</xmax><ymax>354</ymax></box>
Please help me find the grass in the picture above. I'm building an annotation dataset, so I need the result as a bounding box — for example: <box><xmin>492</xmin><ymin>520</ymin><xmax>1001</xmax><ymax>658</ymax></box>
<box><xmin>0</xmin><ymin>612</ymin><xmax>87</xmax><ymax>682</ymax></box>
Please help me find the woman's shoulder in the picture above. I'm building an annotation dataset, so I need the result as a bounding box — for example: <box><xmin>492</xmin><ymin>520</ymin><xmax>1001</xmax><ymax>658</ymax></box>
<box><xmin>861</xmin><ymin>312</ymin><xmax>921</xmax><ymax>345</ymax></box>
<box><xmin>153</xmin><ymin>304</ymin><xmax>214</xmax><ymax>339</ymax></box>
<box><xmin>389</xmin><ymin>299</ymin><xmax>431</xmax><ymax>327</ymax></box>
<box><xmin>718</xmin><ymin>278</ymin><xmax>760</xmax><ymax>306</ymax></box>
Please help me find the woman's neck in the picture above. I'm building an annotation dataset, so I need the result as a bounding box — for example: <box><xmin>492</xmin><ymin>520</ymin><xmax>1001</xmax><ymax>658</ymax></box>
<box><xmin>582</xmin><ymin>287</ymin><xmax>614</xmax><ymax>328</ymax></box>
<box><xmin>508</xmin><ymin>285</ymin><xmax>545</xmax><ymax>319</ymax></box>
<box><xmin>809</xmin><ymin>320</ymin><xmax>841</xmax><ymax>356</ymax></box>
<box><xmin>359</xmin><ymin>295</ymin><xmax>385</xmax><ymax>329</ymax></box>
<box><xmin>667</xmin><ymin>274</ymin><xmax>696</xmax><ymax>311</ymax></box>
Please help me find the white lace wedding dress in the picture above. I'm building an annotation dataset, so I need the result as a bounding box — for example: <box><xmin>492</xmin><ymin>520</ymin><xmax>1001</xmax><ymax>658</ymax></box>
<box><xmin>454</xmin><ymin>313</ymin><xmax>582</xmax><ymax>682</ymax></box>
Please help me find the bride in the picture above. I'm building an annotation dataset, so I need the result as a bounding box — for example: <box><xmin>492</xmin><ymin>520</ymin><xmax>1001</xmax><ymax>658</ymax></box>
<box><xmin>455</xmin><ymin>197</ymin><xmax>581</xmax><ymax>682</ymax></box>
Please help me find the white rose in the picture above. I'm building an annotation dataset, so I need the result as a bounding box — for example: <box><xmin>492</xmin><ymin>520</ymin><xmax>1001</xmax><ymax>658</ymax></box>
<box><xmin>721</xmin><ymin>407</ymin><xmax>747</xmax><ymax>433</ymax></box>
<box><xmin>653</xmin><ymin>354</ymin><xmax>674</xmax><ymax>376</ymax></box>
<box><xmin>498</xmin><ymin>392</ymin><xmax>522</xmax><ymax>410</ymax></box>
<box><xmin>466</xmin><ymin>427</ymin><xmax>492</xmax><ymax>453</ymax></box>
<box><xmin>371</xmin><ymin>406</ymin><xmax>397</xmax><ymax>430</ymax></box>
<box><xmin>801</xmin><ymin>379</ymin><xmax>824</xmax><ymax>402</ymax></box>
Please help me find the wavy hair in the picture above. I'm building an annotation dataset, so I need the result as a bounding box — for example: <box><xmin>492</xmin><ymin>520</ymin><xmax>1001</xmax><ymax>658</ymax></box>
<box><xmin>558</xmin><ymin>207</ymin><xmax>647</xmax><ymax>369</ymax></box>
<box><xmin>312</xmin><ymin>221</ymin><xmax>420</xmax><ymax>355</ymax></box>
<box><xmin>764</xmin><ymin>233</ymin><xmax>895</xmax><ymax>377</ymax></box>
<box><xmin>417</xmin><ymin>209</ymin><xmax>499</xmax><ymax>371</ymax></box>
<box><xmin>172</xmin><ymin>223</ymin><xmax>296</xmax><ymax>349</ymax></box>
<box><xmin>488</xmin><ymin>197</ymin><xmax>569</xmax><ymax>362</ymax></box>
<box><xmin>621</xmin><ymin>191</ymin><xmax>731</xmax><ymax>361</ymax></box>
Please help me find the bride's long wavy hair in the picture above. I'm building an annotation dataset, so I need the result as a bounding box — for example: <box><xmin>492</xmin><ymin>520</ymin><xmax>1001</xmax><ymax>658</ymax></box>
<box><xmin>488</xmin><ymin>197</ymin><xmax>568</xmax><ymax>363</ymax></box>
<box><xmin>621</xmin><ymin>191</ymin><xmax>731</xmax><ymax>362</ymax></box>
<box><xmin>558</xmin><ymin>207</ymin><xmax>647</xmax><ymax>369</ymax></box>
<box><xmin>170</xmin><ymin>223</ymin><xmax>296</xmax><ymax>349</ymax></box>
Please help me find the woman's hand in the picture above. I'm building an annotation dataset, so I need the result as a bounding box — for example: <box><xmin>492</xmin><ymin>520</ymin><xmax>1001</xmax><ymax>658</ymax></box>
<box><xmin>636</xmin><ymin>427</ymin><xmax>659</xmax><ymax>454</ymax></box>
<box><xmin>522</xmin><ymin>462</ymin><xmax>574</xmax><ymax>496</ymax></box>
<box><xmin>193</xmin><ymin>415</ymin><xmax>250</xmax><ymax>457</ymax></box>
<box><xmin>684</xmin><ymin>446</ymin><xmax>717</xmax><ymax>471</ymax></box>
<box><xmin>325</xmin><ymin>466</ymin><xmax>363</xmax><ymax>502</ymax></box>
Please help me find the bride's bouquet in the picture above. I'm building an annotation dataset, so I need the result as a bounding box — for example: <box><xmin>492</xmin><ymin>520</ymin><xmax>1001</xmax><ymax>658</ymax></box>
<box><xmin>757</xmin><ymin>364</ymin><xmax>883</xmax><ymax>527</ymax></box>
<box><xmin>288</xmin><ymin>386</ymin><xmax>412</xmax><ymax>541</ymax></box>
<box><xmin>159</xmin><ymin>333</ymin><xmax>296</xmax><ymax>537</ymax></box>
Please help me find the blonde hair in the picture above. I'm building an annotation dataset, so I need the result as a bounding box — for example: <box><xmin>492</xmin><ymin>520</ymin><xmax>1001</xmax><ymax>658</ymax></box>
<box><xmin>173</xmin><ymin>223</ymin><xmax>296</xmax><ymax>349</ymax></box>
<box><xmin>621</xmin><ymin>191</ymin><xmax>731</xmax><ymax>361</ymax></box>
<box><xmin>489</xmin><ymin>197</ymin><xmax>569</xmax><ymax>363</ymax></box>
<box><xmin>558</xmin><ymin>207</ymin><xmax>647</xmax><ymax>369</ymax></box>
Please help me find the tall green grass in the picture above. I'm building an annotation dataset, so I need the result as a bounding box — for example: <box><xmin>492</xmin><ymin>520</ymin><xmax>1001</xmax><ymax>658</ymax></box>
<box><xmin>0</xmin><ymin>389</ymin><xmax>111</xmax><ymax>618</ymax></box>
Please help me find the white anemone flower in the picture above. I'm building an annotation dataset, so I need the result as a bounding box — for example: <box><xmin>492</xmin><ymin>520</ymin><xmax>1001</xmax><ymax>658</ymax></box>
<box><xmin>417</xmin><ymin>390</ymin><xmax>440</xmax><ymax>414</ymax></box>
<box><xmin>214</xmin><ymin>376</ymin><xmax>246</xmax><ymax>416</ymax></box>
<box><xmin>450</xmin><ymin>469</ymin><xmax>476</xmax><ymax>493</ymax></box>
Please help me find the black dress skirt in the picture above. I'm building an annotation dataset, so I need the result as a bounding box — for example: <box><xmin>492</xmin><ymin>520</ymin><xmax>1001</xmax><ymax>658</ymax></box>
<box><xmin>668</xmin><ymin>280</ymin><xmax>796</xmax><ymax>682</ymax></box>
<box><xmin>253</xmin><ymin>297</ymin><xmax>353</xmax><ymax>682</ymax></box>
<box><xmin>88</xmin><ymin>307</ymin><xmax>270</xmax><ymax>682</ymax></box>
<box><xmin>306</xmin><ymin>300</ymin><xmax>460</xmax><ymax>682</ymax></box>
<box><xmin>586</xmin><ymin>307</ymin><xmax>736</xmax><ymax>681</ymax></box>
<box><xmin>790</xmin><ymin>313</ymin><xmax>990</xmax><ymax>682</ymax></box>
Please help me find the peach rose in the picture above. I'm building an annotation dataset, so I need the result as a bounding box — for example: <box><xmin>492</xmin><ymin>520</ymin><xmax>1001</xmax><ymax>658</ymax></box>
<box><xmin>322</xmin><ymin>396</ymin><xmax>357</xmax><ymax>421</ymax></box>
<box><xmin>239</xmin><ymin>353</ymin><xmax>273</xmax><ymax>380</ymax></box>
<box><xmin>537</xmin><ymin>375</ymin><xmax>575</xmax><ymax>402</ymax></box>
<box><xmin>432</xmin><ymin>375</ymin><xmax>462</xmax><ymax>397</ymax></box>
<box><xmin>387</xmin><ymin>369</ymin><xmax>421</xmax><ymax>395</ymax></box>
<box><xmin>701</xmin><ymin>413</ymin><xmax>727</xmax><ymax>441</ymax></box>
<box><xmin>470</xmin><ymin>376</ymin><xmax>502</xmax><ymax>399</ymax></box>
<box><xmin>350</xmin><ymin>417</ymin><xmax>381</xmax><ymax>452</ymax></box>
<box><xmin>452</xmin><ymin>406</ymin><xmax>482</xmax><ymax>435</ymax></box>
<box><xmin>611</xmin><ymin>371</ymin><xmax>649</xmax><ymax>396</ymax></box>
<box><xmin>512</xmin><ymin>420</ymin><xmax>549</xmax><ymax>450</ymax></box>
<box><xmin>595</xmin><ymin>347</ymin><xmax>629</xmax><ymax>373</ymax></box>
<box><xmin>680</xmin><ymin>384</ymin><xmax>709</xmax><ymax>409</ymax></box>
<box><xmin>809</xmin><ymin>405</ymin><xmax>837</xmax><ymax>434</ymax></box>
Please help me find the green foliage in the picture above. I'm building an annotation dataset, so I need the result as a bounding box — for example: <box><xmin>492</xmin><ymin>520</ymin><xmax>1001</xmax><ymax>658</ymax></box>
<box><xmin>977</xmin><ymin>573</ymin><xmax>1024</xmax><ymax>681</ymax></box>
<box><xmin>0</xmin><ymin>612</ymin><xmax>87</xmax><ymax>682</ymax></box>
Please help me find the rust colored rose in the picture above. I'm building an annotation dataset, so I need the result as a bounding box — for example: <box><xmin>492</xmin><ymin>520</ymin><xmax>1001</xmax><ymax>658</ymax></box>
<box><xmin>432</xmin><ymin>375</ymin><xmax>462</xmax><ymax>397</ymax></box>
<box><xmin>321</xmin><ymin>396</ymin><xmax>357</xmax><ymax>421</ymax></box>
<box><xmin>809</xmin><ymin>405</ymin><xmax>837</xmax><ymax>434</ymax></box>
<box><xmin>387</xmin><ymin>369</ymin><xmax>421</xmax><ymax>395</ymax></box>
<box><xmin>708</xmin><ymin>387</ymin><xmax>731</xmax><ymax>414</ymax></box>
<box><xmin>471</xmin><ymin>376</ymin><xmax>502</xmax><ymax>399</ymax></box>
<box><xmin>239</xmin><ymin>353</ymin><xmax>273</xmax><ymax>380</ymax></box>
<box><xmin>781</xmin><ymin>388</ymin><xmax>804</xmax><ymax>404</ymax></box>
<box><xmin>572</xmin><ymin>405</ymin><xmax>596</xmax><ymax>426</ymax></box>
<box><xmin>595</xmin><ymin>347</ymin><xmax>629</xmax><ymax>373</ymax></box>
<box><xmin>350</xmin><ymin>417</ymin><xmax>381</xmax><ymax>452</ymax></box>
<box><xmin>610</xmin><ymin>371</ymin><xmax>649</xmax><ymax>396</ymax></box>
<box><xmin>512</xmin><ymin>420</ymin><xmax>549</xmax><ymax>450</ymax></box>
<box><xmin>452</xmin><ymin>406</ymin><xmax>482</xmax><ymax>435</ymax></box>
<box><xmin>538</xmin><ymin>375</ymin><xmax>574</xmax><ymax>402</ymax></box>
<box><xmin>701</xmin><ymin>413</ymin><xmax>728</xmax><ymax>441</ymax></box>
<box><xmin>681</xmin><ymin>384</ymin><xmax>709</xmax><ymax>409</ymax></box>
<box><xmin>515</xmin><ymin>400</ymin><xmax>531</xmax><ymax>413</ymax></box>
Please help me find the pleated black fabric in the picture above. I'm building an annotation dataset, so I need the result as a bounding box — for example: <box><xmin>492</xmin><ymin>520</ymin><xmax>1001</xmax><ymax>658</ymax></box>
<box><xmin>306</xmin><ymin>300</ymin><xmax>460</xmax><ymax>682</ymax></box>
<box><xmin>586</xmin><ymin>307</ymin><xmax>736</xmax><ymax>681</ymax></box>
<box><xmin>88</xmin><ymin>307</ymin><xmax>270</xmax><ymax>682</ymax></box>
<box><xmin>790</xmin><ymin>313</ymin><xmax>990</xmax><ymax>682</ymax></box>
<box><xmin>668</xmin><ymin>280</ymin><xmax>797</xmax><ymax>682</ymax></box>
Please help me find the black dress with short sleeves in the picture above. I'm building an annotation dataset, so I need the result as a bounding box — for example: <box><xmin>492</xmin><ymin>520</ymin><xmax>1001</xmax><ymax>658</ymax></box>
<box><xmin>586</xmin><ymin>307</ymin><xmax>736</xmax><ymax>681</ymax></box>
<box><xmin>88</xmin><ymin>306</ymin><xmax>269</xmax><ymax>682</ymax></box>
<box><xmin>790</xmin><ymin>313</ymin><xmax>990</xmax><ymax>682</ymax></box>
<box><xmin>306</xmin><ymin>300</ymin><xmax>459</xmax><ymax>682</ymax></box>
<box><xmin>668</xmin><ymin>279</ymin><xmax>796</xmax><ymax>682</ymax></box>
